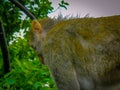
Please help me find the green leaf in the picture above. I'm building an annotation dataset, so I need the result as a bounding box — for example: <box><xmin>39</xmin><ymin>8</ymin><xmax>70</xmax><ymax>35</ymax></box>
<box><xmin>61</xmin><ymin>0</ymin><xmax>64</xmax><ymax>4</ymax></box>
<box><xmin>34</xmin><ymin>82</ymin><xmax>41</xmax><ymax>88</ymax></box>
<box><xmin>40</xmin><ymin>87</ymin><xmax>50</xmax><ymax>90</ymax></box>
<box><xmin>6</xmin><ymin>79</ymin><xmax>16</xmax><ymax>85</ymax></box>
<box><xmin>59</xmin><ymin>3</ymin><xmax>67</xmax><ymax>10</ymax></box>
<box><xmin>64</xmin><ymin>2</ymin><xmax>69</xmax><ymax>5</ymax></box>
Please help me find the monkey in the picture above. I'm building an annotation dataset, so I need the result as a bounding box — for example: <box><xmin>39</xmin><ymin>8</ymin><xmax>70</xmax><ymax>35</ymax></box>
<box><xmin>29</xmin><ymin>15</ymin><xmax>120</xmax><ymax>90</ymax></box>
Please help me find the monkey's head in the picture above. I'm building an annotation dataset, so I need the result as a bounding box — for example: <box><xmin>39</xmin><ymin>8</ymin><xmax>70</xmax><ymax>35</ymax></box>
<box><xmin>29</xmin><ymin>18</ymin><xmax>59</xmax><ymax>53</ymax></box>
<box><xmin>29</xmin><ymin>20</ymin><xmax>46</xmax><ymax>54</ymax></box>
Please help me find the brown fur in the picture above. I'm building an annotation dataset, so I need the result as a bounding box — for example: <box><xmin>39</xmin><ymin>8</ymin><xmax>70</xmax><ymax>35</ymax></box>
<box><xmin>29</xmin><ymin>15</ymin><xmax>120</xmax><ymax>90</ymax></box>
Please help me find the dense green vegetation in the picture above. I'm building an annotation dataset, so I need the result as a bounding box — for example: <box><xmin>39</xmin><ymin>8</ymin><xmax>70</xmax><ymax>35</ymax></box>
<box><xmin>0</xmin><ymin>0</ymin><xmax>69</xmax><ymax>89</ymax></box>
<box><xmin>0</xmin><ymin>38</ymin><xmax>57</xmax><ymax>90</ymax></box>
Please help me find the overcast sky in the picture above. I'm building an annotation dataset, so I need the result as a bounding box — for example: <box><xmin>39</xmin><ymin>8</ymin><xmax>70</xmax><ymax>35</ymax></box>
<box><xmin>49</xmin><ymin>0</ymin><xmax>120</xmax><ymax>18</ymax></box>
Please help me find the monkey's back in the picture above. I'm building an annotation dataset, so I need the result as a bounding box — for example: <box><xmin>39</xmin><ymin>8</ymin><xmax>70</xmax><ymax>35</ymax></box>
<box><xmin>41</xmin><ymin>15</ymin><xmax>120</xmax><ymax>89</ymax></box>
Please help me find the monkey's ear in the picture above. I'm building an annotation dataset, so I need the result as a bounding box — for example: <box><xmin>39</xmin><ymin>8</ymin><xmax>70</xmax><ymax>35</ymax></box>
<box><xmin>32</xmin><ymin>20</ymin><xmax>43</xmax><ymax>33</ymax></box>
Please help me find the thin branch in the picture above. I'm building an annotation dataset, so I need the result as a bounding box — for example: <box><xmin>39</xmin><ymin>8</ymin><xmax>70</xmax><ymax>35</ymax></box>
<box><xmin>0</xmin><ymin>21</ymin><xmax>10</xmax><ymax>74</ymax></box>
<box><xmin>9</xmin><ymin>0</ymin><xmax>36</xmax><ymax>20</ymax></box>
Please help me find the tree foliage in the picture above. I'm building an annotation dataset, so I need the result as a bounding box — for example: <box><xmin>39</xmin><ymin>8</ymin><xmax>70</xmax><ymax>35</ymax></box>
<box><xmin>0</xmin><ymin>0</ymin><xmax>69</xmax><ymax>89</ymax></box>
<box><xmin>0</xmin><ymin>0</ymin><xmax>69</xmax><ymax>42</ymax></box>
<box><xmin>0</xmin><ymin>38</ymin><xmax>56</xmax><ymax>89</ymax></box>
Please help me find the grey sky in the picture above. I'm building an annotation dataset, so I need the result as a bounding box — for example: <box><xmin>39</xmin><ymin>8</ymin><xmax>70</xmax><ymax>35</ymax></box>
<box><xmin>49</xmin><ymin>0</ymin><xmax>120</xmax><ymax>17</ymax></box>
